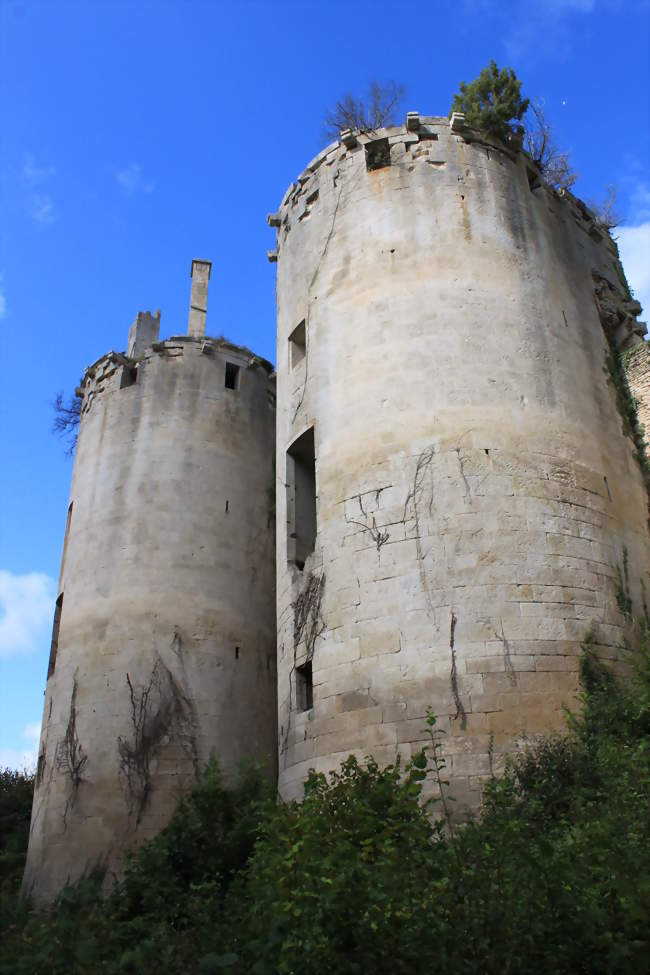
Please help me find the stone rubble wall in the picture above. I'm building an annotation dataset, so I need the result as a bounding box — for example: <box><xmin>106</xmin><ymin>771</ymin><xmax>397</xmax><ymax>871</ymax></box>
<box><xmin>624</xmin><ymin>343</ymin><xmax>650</xmax><ymax>443</ymax></box>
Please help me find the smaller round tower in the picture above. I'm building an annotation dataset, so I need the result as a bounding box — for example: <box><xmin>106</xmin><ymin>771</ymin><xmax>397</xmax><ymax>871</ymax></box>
<box><xmin>22</xmin><ymin>261</ymin><xmax>277</xmax><ymax>904</ymax></box>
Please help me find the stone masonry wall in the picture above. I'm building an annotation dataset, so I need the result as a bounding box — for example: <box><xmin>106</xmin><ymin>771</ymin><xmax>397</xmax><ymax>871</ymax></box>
<box><xmin>23</xmin><ymin>336</ymin><xmax>277</xmax><ymax>904</ymax></box>
<box><xmin>271</xmin><ymin>115</ymin><xmax>650</xmax><ymax>812</ymax></box>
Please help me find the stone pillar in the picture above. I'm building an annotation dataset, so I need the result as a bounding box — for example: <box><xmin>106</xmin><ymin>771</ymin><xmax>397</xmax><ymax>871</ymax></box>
<box><xmin>188</xmin><ymin>259</ymin><xmax>212</xmax><ymax>337</ymax></box>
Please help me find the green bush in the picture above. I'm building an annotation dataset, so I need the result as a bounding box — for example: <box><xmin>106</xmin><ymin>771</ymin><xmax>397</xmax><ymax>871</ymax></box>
<box><xmin>2</xmin><ymin>635</ymin><xmax>649</xmax><ymax>974</ymax></box>
<box><xmin>450</xmin><ymin>60</ymin><xmax>529</xmax><ymax>142</ymax></box>
<box><xmin>0</xmin><ymin>767</ymin><xmax>34</xmax><ymax>888</ymax></box>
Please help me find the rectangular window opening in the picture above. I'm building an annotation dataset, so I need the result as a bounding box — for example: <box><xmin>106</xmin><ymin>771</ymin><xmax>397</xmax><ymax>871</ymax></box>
<box><xmin>296</xmin><ymin>660</ymin><xmax>313</xmax><ymax>711</ymax></box>
<box><xmin>48</xmin><ymin>593</ymin><xmax>63</xmax><ymax>679</ymax></box>
<box><xmin>527</xmin><ymin>168</ymin><xmax>542</xmax><ymax>192</ymax></box>
<box><xmin>225</xmin><ymin>362</ymin><xmax>240</xmax><ymax>390</ymax></box>
<box><xmin>366</xmin><ymin>138</ymin><xmax>391</xmax><ymax>172</ymax></box>
<box><xmin>286</xmin><ymin>426</ymin><xmax>316</xmax><ymax>569</ymax></box>
<box><xmin>121</xmin><ymin>364</ymin><xmax>138</xmax><ymax>388</ymax></box>
<box><xmin>289</xmin><ymin>320</ymin><xmax>306</xmax><ymax>370</ymax></box>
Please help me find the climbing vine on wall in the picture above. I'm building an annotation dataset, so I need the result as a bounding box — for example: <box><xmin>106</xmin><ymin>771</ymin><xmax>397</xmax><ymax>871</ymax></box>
<box><xmin>117</xmin><ymin>652</ymin><xmax>198</xmax><ymax>826</ymax></box>
<box><xmin>55</xmin><ymin>676</ymin><xmax>88</xmax><ymax>828</ymax></box>
<box><xmin>293</xmin><ymin>572</ymin><xmax>326</xmax><ymax>662</ymax></box>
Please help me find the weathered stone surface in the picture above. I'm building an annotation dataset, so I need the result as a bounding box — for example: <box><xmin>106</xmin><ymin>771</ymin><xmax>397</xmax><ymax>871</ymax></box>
<box><xmin>624</xmin><ymin>343</ymin><xmax>650</xmax><ymax>439</ymax></box>
<box><xmin>23</xmin><ymin>312</ymin><xmax>277</xmax><ymax>905</ymax></box>
<box><xmin>272</xmin><ymin>118</ymin><xmax>650</xmax><ymax>811</ymax></box>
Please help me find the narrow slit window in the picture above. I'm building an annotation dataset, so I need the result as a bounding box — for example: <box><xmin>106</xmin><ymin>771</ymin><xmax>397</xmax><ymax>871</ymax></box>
<box><xmin>366</xmin><ymin>138</ymin><xmax>391</xmax><ymax>172</ymax></box>
<box><xmin>48</xmin><ymin>593</ymin><xmax>63</xmax><ymax>679</ymax></box>
<box><xmin>121</xmin><ymin>364</ymin><xmax>138</xmax><ymax>388</ymax></box>
<box><xmin>289</xmin><ymin>320</ymin><xmax>306</xmax><ymax>370</ymax></box>
<box><xmin>296</xmin><ymin>660</ymin><xmax>313</xmax><ymax>711</ymax></box>
<box><xmin>225</xmin><ymin>362</ymin><xmax>240</xmax><ymax>390</ymax></box>
<box><xmin>286</xmin><ymin>427</ymin><xmax>316</xmax><ymax>569</ymax></box>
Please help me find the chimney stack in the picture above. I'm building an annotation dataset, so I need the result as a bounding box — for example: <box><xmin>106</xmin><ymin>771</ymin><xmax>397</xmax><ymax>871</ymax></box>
<box><xmin>188</xmin><ymin>259</ymin><xmax>212</xmax><ymax>337</ymax></box>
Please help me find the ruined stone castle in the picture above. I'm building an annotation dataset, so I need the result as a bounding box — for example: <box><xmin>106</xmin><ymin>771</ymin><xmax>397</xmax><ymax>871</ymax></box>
<box><xmin>23</xmin><ymin>112</ymin><xmax>650</xmax><ymax>903</ymax></box>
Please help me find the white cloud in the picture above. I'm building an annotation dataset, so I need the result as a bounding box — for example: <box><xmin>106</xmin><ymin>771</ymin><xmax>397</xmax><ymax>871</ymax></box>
<box><xmin>0</xmin><ymin>724</ymin><xmax>41</xmax><ymax>772</ymax></box>
<box><xmin>23</xmin><ymin>154</ymin><xmax>55</xmax><ymax>184</ymax></box>
<box><xmin>0</xmin><ymin>747</ymin><xmax>37</xmax><ymax>773</ymax></box>
<box><xmin>29</xmin><ymin>194</ymin><xmax>57</xmax><ymax>224</ymax></box>
<box><xmin>462</xmin><ymin>0</ymin><xmax>596</xmax><ymax>63</ymax></box>
<box><xmin>617</xmin><ymin>221</ymin><xmax>650</xmax><ymax>320</ymax></box>
<box><xmin>22</xmin><ymin>154</ymin><xmax>58</xmax><ymax>225</ymax></box>
<box><xmin>116</xmin><ymin>162</ymin><xmax>154</xmax><ymax>195</ymax></box>
<box><xmin>629</xmin><ymin>184</ymin><xmax>650</xmax><ymax>223</ymax></box>
<box><xmin>0</xmin><ymin>570</ymin><xmax>56</xmax><ymax>659</ymax></box>
<box><xmin>24</xmin><ymin>722</ymin><xmax>42</xmax><ymax>743</ymax></box>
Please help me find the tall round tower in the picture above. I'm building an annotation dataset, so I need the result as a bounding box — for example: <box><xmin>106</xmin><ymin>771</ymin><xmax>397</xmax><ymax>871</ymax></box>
<box><xmin>23</xmin><ymin>261</ymin><xmax>277</xmax><ymax>903</ymax></box>
<box><xmin>270</xmin><ymin>115</ymin><xmax>650</xmax><ymax>808</ymax></box>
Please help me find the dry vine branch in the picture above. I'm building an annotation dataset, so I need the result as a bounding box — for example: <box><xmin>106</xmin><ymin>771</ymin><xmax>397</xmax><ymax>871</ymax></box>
<box><xmin>449</xmin><ymin>611</ymin><xmax>467</xmax><ymax>729</ymax></box>
<box><xmin>345</xmin><ymin>494</ymin><xmax>390</xmax><ymax>555</ymax></box>
<box><xmin>117</xmin><ymin>654</ymin><xmax>198</xmax><ymax>825</ymax></box>
<box><xmin>55</xmin><ymin>676</ymin><xmax>88</xmax><ymax>828</ymax></box>
<box><xmin>293</xmin><ymin>572</ymin><xmax>326</xmax><ymax>662</ymax></box>
<box><xmin>403</xmin><ymin>445</ymin><xmax>437</xmax><ymax>624</ymax></box>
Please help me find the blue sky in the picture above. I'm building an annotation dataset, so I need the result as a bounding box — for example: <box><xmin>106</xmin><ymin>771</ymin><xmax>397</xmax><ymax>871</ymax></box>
<box><xmin>1</xmin><ymin>0</ymin><xmax>649</xmax><ymax>768</ymax></box>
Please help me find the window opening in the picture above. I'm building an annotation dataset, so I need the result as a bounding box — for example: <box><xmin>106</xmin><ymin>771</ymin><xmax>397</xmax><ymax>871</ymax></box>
<box><xmin>286</xmin><ymin>427</ymin><xmax>316</xmax><ymax>569</ymax></box>
<box><xmin>225</xmin><ymin>362</ymin><xmax>240</xmax><ymax>390</ymax></box>
<box><xmin>48</xmin><ymin>593</ymin><xmax>63</xmax><ymax>679</ymax></box>
<box><xmin>296</xmin><ymin>660</ymin><xmax>313</xmax><ymax>711</ymax></box>
<box><xmin>235</xmin><ymin>645</ymin><xmax>240</xmax><ymax>659</ymax></box>
<box><xmin>527</xmin><ymin>168</ymin><xmax>542</xmax><ymax>192</ymax></box>
<box><xmin>289</xmin><ymin>320</ymin><xmax>306</xmax><ymax>369</ymax></box>
<box><xmin>366</xmin><ymin>138</ymin><xmax>391</xmax><ymax>172</ymax></box>
<box><xmin>121</xmin><ymin>364</ymin><xmax>138</xmax><ymax>388</ymax></box>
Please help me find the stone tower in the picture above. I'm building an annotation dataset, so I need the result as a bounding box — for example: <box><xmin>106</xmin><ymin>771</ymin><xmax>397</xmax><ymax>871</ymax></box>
<box><xmin>22</xmin><ymin>262</ymin><xmax>277</xmax><ymax>903</ymax></box>
<box><xmin>270</xmin><ymin>113</ymin><xmax>650</xmax><ymax>808</ymax></box>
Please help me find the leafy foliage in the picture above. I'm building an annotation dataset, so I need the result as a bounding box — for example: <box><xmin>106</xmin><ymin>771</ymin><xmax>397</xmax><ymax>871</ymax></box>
<box><xmin>0</xmin><ymin>768</ymin><xmax>34</xmax><ymax>889</ymax></box>
<box><xmin>450</xmin><ymin>60</ymin><xmax>529</xmax><ymax>142</ymax></box>
<box><xmin>2</xmin><ymin>636</ymin><xmax>650</xmax><ymax>974</ymax></box>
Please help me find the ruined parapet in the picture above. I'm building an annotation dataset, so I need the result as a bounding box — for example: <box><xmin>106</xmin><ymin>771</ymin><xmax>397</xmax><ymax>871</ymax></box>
<box><xmin>23</xmin><ymin>267</ymin><xmax>277</xmax><ymax>904</ymax></box>
<box><xmin>126</xmin><ymin>309</ymin><xmax>160</xmax><ymax>358</ymax></box>
<box><xmin>270</xmin><ymin>114</ymin><xmax>650</xmax><ymax>811</ymax></box>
